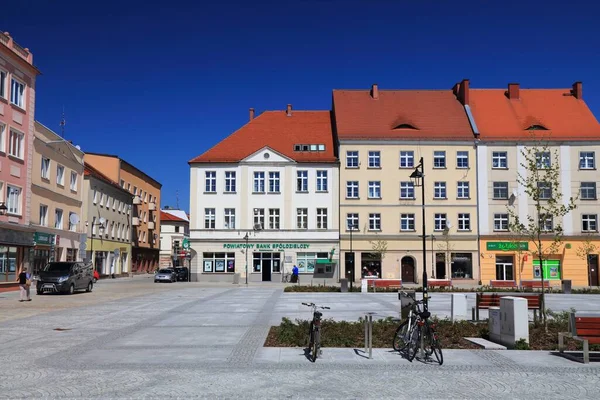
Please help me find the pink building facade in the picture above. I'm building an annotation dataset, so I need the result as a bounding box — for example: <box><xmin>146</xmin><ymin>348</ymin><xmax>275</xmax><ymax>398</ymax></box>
<box><xmin>0</xmin><ymin>32</ymin><xmax>40</xmax><ymax>283</ymax></box>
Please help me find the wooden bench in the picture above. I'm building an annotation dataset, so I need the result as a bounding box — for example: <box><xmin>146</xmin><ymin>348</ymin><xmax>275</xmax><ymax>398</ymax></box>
<box><xmin>559</xmin><ymin>312</ymin><xmax>600</xmax><ymax>364</ymax></box>
<box><xmin>428</xmin><ymin>279</ymin><xmax>452</xmax><ymax>289</ymax></box>
<box><xmin>365</xmin><ymin>279</ymin><xmax>402</xmax><ymax>292</ymax></box>
<box><xmin>521</xmin><ymin>280</ymin><xmax>556</xmax><ymax>292</ymax></box>
<box><xmin>490</xmin><ymin>280</ymin><xmax>518</xmax><ymax>289</ymax></box>
<box><xmin>474</xmin><ymin>293</ymin><xmax>543</xmax><ymax>321</ymax></box>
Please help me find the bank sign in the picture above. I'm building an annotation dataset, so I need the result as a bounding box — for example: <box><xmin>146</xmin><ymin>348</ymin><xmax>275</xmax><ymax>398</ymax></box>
<box><xmin>223</xmin><ymin>243</ymin><xmax>310</xmax><ymax>250</ymax></box>
<box><xmin>486</xmin><ymin>242</ymin><xmax>528</xmax><ymax>251</ymax></box>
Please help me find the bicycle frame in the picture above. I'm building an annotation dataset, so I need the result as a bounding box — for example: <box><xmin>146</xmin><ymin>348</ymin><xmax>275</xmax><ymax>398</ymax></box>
<box><xmin>302</xmin><ymin>302</ymin><xmax>329</xmax><ymax>362</ymax></box>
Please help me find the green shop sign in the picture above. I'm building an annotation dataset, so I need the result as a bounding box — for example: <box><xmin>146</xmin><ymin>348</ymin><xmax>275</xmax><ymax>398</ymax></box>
<box><xmin>486</xmin><ymin>242</ymin><xmax>528</xmax><ymax>251</ymax></box>
<box><xmin>223</xmin><ymin>243</ymin><xmax>310</xmax><ymax>250</ymax></box>
<box><xmin>34</xmin><ymin>232</ymin><xmax>55</xmax><ymax>246</ymax></box>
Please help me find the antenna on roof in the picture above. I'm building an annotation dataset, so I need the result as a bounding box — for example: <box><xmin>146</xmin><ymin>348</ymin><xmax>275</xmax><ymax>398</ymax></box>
<box><xmin>60</xmin><ymin>106</ymin><xmax>66</xmax><ymax>138</ymax></box>
<box><xmin>176</xmin><ymin>190</ymin><xmax>180</xmax><ymax>210</ymax></box>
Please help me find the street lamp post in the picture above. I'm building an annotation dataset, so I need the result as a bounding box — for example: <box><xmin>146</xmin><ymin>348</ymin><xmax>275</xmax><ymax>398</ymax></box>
<box><xmin>243</xmin><ymin>232</ymin><xmax>249</xmax><ymax>285</ymax></box>
<box><xmin>86</xmin><ymin>221</ymin><xmax>105</xmax><ymax>273</ymax></box>
<box><xmin>410</xmin><ymin>157</ymin><xmax>428</xmax><ymax>311</ymax></box>
<box><xmin>349</xmin><ymin>224</ymin><xmax>356</xmax><ymax>290</ymax></box>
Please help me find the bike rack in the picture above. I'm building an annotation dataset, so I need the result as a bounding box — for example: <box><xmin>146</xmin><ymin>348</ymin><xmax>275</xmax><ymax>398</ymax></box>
<box><xmin>364</xmin><ymin>312</ymin><xmax>376</xmax><ymax>359</ymax></box>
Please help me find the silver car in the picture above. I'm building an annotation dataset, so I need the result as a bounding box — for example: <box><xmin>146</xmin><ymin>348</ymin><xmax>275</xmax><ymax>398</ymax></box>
<box><xmin>154</xmin><ymin>268</ymin><xmax>176</xmax><ymax>283</ymax></box>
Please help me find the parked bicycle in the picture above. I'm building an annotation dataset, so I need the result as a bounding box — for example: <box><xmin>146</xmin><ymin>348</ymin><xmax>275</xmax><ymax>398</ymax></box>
<box><xmin>282</xmin><ymin>272</ymin><xmax>292</xmax><ymax>283</ymax></box>
<box><xmin>302</xmin><ymin>302</ymin><xmax>330</xmax><ymax>362</ymax></box>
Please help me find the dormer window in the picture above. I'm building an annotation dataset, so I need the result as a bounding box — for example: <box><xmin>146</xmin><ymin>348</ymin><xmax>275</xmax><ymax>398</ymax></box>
<box><xmin>294</xmin><ymin>144</ymin><xmax>326</xmax><ymax>152</ymax></box>
<box><xmin>302</xmin><ymin>145</ymin><xmax>309</xmax><ymax>151</ymax></box>
<box><xmin>526</xmin><ymin>124</ymin><xmax>548</xmax><ymax>131</ymax></box>
<box><xmin>393</xmin><ymin>123</ymin><xmax>418</xmax><ymax>130</ymax></box>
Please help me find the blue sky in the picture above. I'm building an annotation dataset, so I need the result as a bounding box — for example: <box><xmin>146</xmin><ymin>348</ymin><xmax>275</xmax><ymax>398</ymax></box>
<box><xmin>2</xmin><ymin>0</ymin><xmax>599</xmax><ymax>211</ymax></box>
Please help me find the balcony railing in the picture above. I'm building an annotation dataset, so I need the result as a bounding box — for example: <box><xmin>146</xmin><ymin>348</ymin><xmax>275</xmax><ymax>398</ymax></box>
<box><xmin>148</xmin><ymin>202</ymin><xmax>156</xmax><ymax>211</ymax></box>
<box><xmin>132</xmin><ymin>217</ymin><xmax>140</xmax><ymax>226</ymax></box>
<box><xmin>148</xmin><ymin>221</ymin><xmax>155</xmax><ymax>230</ymax></box>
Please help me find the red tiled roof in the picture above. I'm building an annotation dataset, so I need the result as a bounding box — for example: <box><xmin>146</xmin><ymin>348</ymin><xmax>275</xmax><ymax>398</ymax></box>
<box><xmin>469</xmin><ymin>87</ymin><xmax>600</xmax><ymax>140</ymax></box>
<box><xmin>333</xmin><ymin>89</ymin><xmax>473</xmax><ymax>140</ymax></box>
<box><xmin>160</xmin><ymin>211</ymin><xmax>187</xmax><ymax>222</ymax></box>
<box><xmin>84</xmin><ymin>163</ymin><xmax>130</xmax><ymax>194</ymax></box>
<box><xmin>189</xmin><ymin>111</ymin><xmax>337</xmax><ymax>163</ymax></box>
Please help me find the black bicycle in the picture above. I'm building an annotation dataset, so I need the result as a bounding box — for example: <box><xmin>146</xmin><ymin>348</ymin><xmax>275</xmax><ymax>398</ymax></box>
<box><xmin>302</xmin><ymin>302</ymin><xmax>330</xmax><ymax>362</ymax></box>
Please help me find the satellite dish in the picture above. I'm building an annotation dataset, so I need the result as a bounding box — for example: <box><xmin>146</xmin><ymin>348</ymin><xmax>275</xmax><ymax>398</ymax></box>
<box><xmin>446</xmin><ymin>221</ymin><xmax>453</xmax><ymax>229</ymax></box>
<box><xmin>99</xmin><ymin>217</ymin><xmax>106</xmax><ymax>225</ymax></box>
<box><xmin>75</xmin><ymin>145</ymin><xmax>81</xmax><ymax>150</ymax></box>
<box><xmin>69</xmin><ymin>213</ymin><xmax>80</xmax><ymax>225</ymax></box>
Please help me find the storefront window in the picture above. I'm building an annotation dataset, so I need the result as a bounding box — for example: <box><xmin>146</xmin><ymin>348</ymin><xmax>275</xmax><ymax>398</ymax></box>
<box><xmin>451</xmin><ymin>253</ymin><xmax>473</xmax><ymax>279</ymax></box>
<box><xmin>533</xmin><ymin>259</ymin><xmax>561</xmax><ymax>280</ymax></box>
<box><xmin>361</xmin><ymin>252</ymin><xmax>381</xmax><ymax>277</ymax></box>
<box><xmin>33</xmin><ymin>249</ymin><xmax>51</xmax><ymax>275</ymax></box>
<box><xmin>203</xmin><ymin>253</ymin><xmax>235</xmax><ymax>273</ymax></box>
<box><xmin>66</xmin><ymin>248</ymin><xmax>78</xmax><ymax>262</ymax></box>
<box><xmin>495</xmin><ymin>255</ymin><xmax>514</xmax><ymax>281</ymax></box>
<box><xmin>0</xmin><ymin>246</ymin><xmax>18</xmax><ymax>282</ymax></box>
<box><xmin>297</xmin><ymin>252</ymin><xmax>328</xmax><ymax>273</ymax></box>
<box><xmin>95</xmin><ymin>251</ymin><xmax>107</xmax><ymax>274</ymax></box>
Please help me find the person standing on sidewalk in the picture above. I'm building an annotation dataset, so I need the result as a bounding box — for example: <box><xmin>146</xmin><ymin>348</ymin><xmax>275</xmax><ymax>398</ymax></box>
<box><xmin>16</xmin><ymin>268</ymin><xmax>31</xmax><ymax>302</ymax></box>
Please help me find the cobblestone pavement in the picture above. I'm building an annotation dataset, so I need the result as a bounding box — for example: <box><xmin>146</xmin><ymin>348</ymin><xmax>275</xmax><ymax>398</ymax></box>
<box><xmin>0</xmin><ymin>281</ymin><xmax>599</xmax><ymax>399</ymax></box>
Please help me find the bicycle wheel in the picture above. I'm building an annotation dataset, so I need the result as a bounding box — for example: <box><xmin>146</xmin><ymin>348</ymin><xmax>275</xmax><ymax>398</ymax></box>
<box><xmin>311</xmin><ymin>329</ymin><xmax>320</xmax><ymax>362</ymax></box>
<box><xmin>429</xmin><ymin>325</ymin><xmax>443</xmax><ymax>365</ymax></box>
<box><xmin>392</xmin><ymin>320</ymin><xmax>409</xmax><ymax>352</ymax></box>
<box><xmin>407</xmin><ymin>324</ymin><xmax>420</xmax><ymax>362</ymax></box>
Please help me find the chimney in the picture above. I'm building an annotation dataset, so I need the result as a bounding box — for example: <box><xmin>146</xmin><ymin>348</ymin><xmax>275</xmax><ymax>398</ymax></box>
<box><xmin>508</xmin><ymin>83</ymin><xmax>520</xmax><ymax>100</ymax></box>
<box><xmin>456</xmin><ymin>79</ymin><xmax>470</xmax><ymax>105</ymax></box>
<box><xmin>286</xmin><ymin>104</ymin><xmax>292</xmax><ymax>116</ymax></box>
<box><xmin>371</xmin><ymin>83</ymin><xmax>379</xmax><ymax>100</ymax></box>
<box><xmin>572</xmin><ymin>81</ymin><xmax>582</xmax><ymax>99</ymax></box>
<box><xmin>249</xmin><ymin>108</ymin><xmax>255</xmax><ymax>121</ymax></box>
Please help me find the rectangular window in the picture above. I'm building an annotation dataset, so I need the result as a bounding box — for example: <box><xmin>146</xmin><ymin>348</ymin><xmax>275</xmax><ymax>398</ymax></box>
<box><xmin>456</xmin><ymin>151</ymin><xmax>469</xmax><ymax>168</ymax></box>
<box><xmin>0</xmin><ymin>123</ymin><xmax>5</xmax><ymax>153</ymax></box>
<box><xmin>400</xmin><ymin>182</ymin><xmax>415</xmax><ymax>199</ymax></box>
<box><xmin>368</xmin><ymin>181</ymin><xmax>381</xmax><ymax>199</ymax></box>
<box><xmin>399</xmin><ymin>151</ymin><xmax>414</xmax><ymax>168</ymax></box>
<box><xmin>253</xmin><ymin>171</ymin><xmax>265</xmax><ymax>193</ymax></box>
<box><xmin>70</xmin><ymin>172</ymin><xmax>78</xmax><ymax>191</ymax></box>
<box><xmin>204</xmin><ymin>208</ymin><xmax>215</xmax><ymax>229</ymax></box>
<box><xmin>580</xmin><ymin>182</ymin><xmax>597</xmax><ymax>200</ymax></box>
<box><xmin>400</xmin><ymin>214</ymin><xmax>415</xmax><ymax>231</ymax></box>
<box><xmin>494</xmin><ymin>213</ymin><xmax>509</xmax><ymax>231</ymax></box>
<box><xmin>10</xmin><ymin>78</ymin><xmax>24</xmax><ymax>108</ymax></box>
<box><xmin>0</xmin><ymin>70</ymin><xmax>6</xmax><ymax>98</ymax></box>
<box><xmin>492</xmin><ymin>151</ymin><xmax>508</xmax><ymax>169</ymax></box>
<box><xmin>224</xmin><ymin>208</ymin><xmax>236</xmax><ymax>229</ymax></box>
<box><xmin>56</xmin><ymin>165</ymin><xmax>65</xmax><ymax>186</ymax></box>
<box><xmin>296</xmin><ymin>252</ymin><xmax>328</xmax><ymax>273</ymax></box>
<box><xmin>55</xmin><ymin>209</ymin><xmax>63</xmax><ymax>229</ymax></box>
<box><xmin>346</xmin><ymin>181</ymin><xmax>359</xmax><ymax>198</ymax></box>
<box><xmin>39</xmin><ymin>205</ymin><xmax>48</xmax><ymax>226</ymax></box>
<box><xmin>316</xmin><ymin>208</ymin><xmax>328</xmax><ymax>229</ymax></box>
<box><xmin>457</xmin><ymin>181</ymin><xmax>470</xmax><ymax>199</ymax></box>
<box><xmin>582</xmin><ymin>214</ymin><xmax>598</xmax><ymax>232</ymax></box>
<box><xmin>369</xmin><ymin>213</ymin><xmax>381</xmax><ymax>231</ymax></box>
<box><xmin>297</xmin><ymin>170</ymin><xmax>308</xmax><ymax>192</ymax></box>
<box><xmin>253</xmin><ymin>208</ymin><xmax>265</xmax><ymax>229</ymax></box>
<box><xmin>368</xmin><ymin>151</ymin><xmax>381</xmax><ymax>168</ymax></box>
<box><xmin>493</xmin><ymin>182</ymin><xmax>509</xmax><ymax>199</ymax></box>
<box><xmin>537</xmin><ymin>182</ymin><xmax>552</xmax><ymax>200</ymax></box>
<box><xmin>316</xmin><ymin>170</ymin><xmax>328</xmax><ymax>191</ymax></box>
<box><xmin>205</xmin><ymin>171</ymin><xmax>216</xmax><ymax>192</ymax></box>
<box><xmin>41</xmin><ymin>157</ymin><xmax>50</xmax><ymax>179</ymax></box>
<box><xmin>579</xmin><ymin>152</ymin><xmax>595</xmax><ymax>169</ymax></box>
<box><xmin>297</xmin><ymin>208</ymin><xmax>308</xmax><ymax>229</ymax></box>
<box><xmin>539</xmin><ymin>214</ymin><xmax>553</xmax><ymax>232</ymax></box>
<box><xmin>133</xmin><ymin>186</ymin><xmax>137</xmax><ymax>196</ymax></box>
<box><xmin>269</xmin><ymin>209</ymin><xmax>280</xmax><ymax>229</ymax></box>
<box><xmin>433</xmin><ymin>151</ymin><xmax>446</xmax><ymax>168</ymax></box>
<box><xmin>434</xmin><ymin>213</ymin><xmax>447</xmax><ymax>231</ymax></box>
<box><xmin>202</xmin><ymin>253</ymin><xmax>236</xmax><ymax>273</ymax></box>
<box><xmin>225</xmin><ymin>171</ymin><xmax>236</xmax><ymax>192</ymax></box>
<box><xmin>69</xmin><ymin>212</ymin><xmax>77</xmax><ymax>232</ymax></box>
<box><xmin>536</xmin><ymin>151</ymin><xmax>551</xmax><ymax>169</ymax></box>
<box><xmin>458</xmin><ymin>213</ymin><xmax>470</xmax><ymax>231</ymax></box>
<box><xmin>434</xmin><ymin>182</ymin><xmax>446</xmax><ymax>199</ymax></box>
<box><xmin>8</xmin><ymin>129</ymin><xmax>24</xmax><ymax>159</ymax></box>
<box><xmin>268</xmin><ymin>172</ymin><xmax>280</xmax><ymax>193</ymax></box>
<box><xmin>120</xmin><ymin>179</ymin><xmax>125</xmax><ymax>188</ymax></box>
<box><xmin>346</xmin><ymin>151</ymin><xmax>359</xmax><ymax>168</ymax></box>
<box><xmin>346</xmin><ymin>213</ymin><xmax>359</xmax><ymax>231</ymax></box>
<box><xmin>6</xmin><ymin>185</ymin><xmax>21</xmax><ymax>215</ymax></box>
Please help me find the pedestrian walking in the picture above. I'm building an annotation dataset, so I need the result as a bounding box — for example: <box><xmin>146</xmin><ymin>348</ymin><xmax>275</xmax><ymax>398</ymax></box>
<box><xmin>291</xmin><ymin>264</ymin><xmax>299</xmax><ymax>283</ymax></box>
<box><xmin>16</xmin><ymin>268</ymin><xmax>32</xmax><ymax>302</ymax></box>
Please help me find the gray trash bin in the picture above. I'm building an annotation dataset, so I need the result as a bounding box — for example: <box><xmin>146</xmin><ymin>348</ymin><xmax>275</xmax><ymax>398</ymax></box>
<box><xmin>562</xmin><ymin>279</ymin><xmax>572</xmax><ymax>294</ymax></box>
<box><xmin>399</xmin><ymin>290</ymin><xmax>416</xmax><ymax>319</ymax></box>
<box><xmin>340</xmin><ymin>278</ymin><xmax>348</xmax><ymax>292</ymax></box>
<box><xmin>233</xmin><ymin>273</ymin><xmax>240</xmax><ymax>284</ymax></box>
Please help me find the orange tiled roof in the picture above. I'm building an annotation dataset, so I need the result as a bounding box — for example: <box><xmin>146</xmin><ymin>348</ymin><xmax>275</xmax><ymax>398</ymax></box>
<box><xmin>333</xmin><ymin>88</ymin><xmax>474</xmax><ymax>140</ymax></box>
<box><xmin>84</xmin><ymin>163</ymin><xmax>129</xmax><ymax>194</ymax></box>
<box><xmin>160</xmin><ymin>211</ymin><xmax>187</xmax><ymax>222</ymax></box>
<box><xmin>189</xmin><ymin>110</ymin><xmax>337</xmax><ymax>163</ymax></box>
<box><xmin>469</xmin><ymin>85</ymin><xmax>600</xmax><ymax>140</ymax></box>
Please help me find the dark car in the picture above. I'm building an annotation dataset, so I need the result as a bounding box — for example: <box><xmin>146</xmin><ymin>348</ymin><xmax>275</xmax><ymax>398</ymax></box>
<box><xmin>174</xmin><ymin>267</ymin><xmax>189</xmax><ymax>281</ymax></box>
<box><xmin>37</xmin><ymin>262</ymin><xmax>94</xmax><ymax>295</ymax></box>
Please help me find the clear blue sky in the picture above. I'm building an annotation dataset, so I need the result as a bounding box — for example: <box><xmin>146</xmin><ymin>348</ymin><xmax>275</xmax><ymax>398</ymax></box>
<box><xmin>2</xmin><ymin>0</ymin><xmax>599</xmax><ymax>212</ymax></box>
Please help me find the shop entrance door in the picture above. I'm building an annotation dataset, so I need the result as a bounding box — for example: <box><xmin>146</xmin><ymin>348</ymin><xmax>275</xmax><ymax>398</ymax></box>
<box><xmin>253</xmin><ymin>252</ymin><xmax>280</xmax><ymax>281</ymax></box>
<box><xmin>589</xmin><ymin>255</ymin><xmax>599</xmax><ymax>286</ymax></box>
<box><xmin>495</xmin><ymin>256</ymin><xmax>514</xmax><ymax>281</ymax></box>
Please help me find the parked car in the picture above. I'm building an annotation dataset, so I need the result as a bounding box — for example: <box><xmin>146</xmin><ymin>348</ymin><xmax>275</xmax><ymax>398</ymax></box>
<box><xmin>154</xmin><ymin>268</ymin><xmax>177</xmax><ymax>283</ymax></box>
<box><xmin>37</xmin><ymin>262</ymin><xmax>94</xmax><ymax>295</ymax></box>
<box><xmin>174</xmin><ymin>267</ymin><xmax>189</xmax><ymax>281</ymax></box>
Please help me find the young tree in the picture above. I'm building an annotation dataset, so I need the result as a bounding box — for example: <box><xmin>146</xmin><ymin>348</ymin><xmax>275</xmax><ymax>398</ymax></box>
<box><xmin>437</xmin><ymin>227</ymin><xmax>454</xmax><ymax>279</ymax></box>
<box><xmin>507</xmin><ymin>138</ymin><xmax>577</xmax><ymax>327</ymax></box>
<box><xmin>576</xmin><ymin>235</ymin><xmax>597</xmax><ymax>286</ymax></box>
<box><xmin>369</xmin><ymin>239</ymin><xmax>388</xmax><ymax>261</ymax></box>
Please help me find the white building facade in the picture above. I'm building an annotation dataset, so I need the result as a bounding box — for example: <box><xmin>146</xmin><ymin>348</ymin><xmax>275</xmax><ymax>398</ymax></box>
<box><xmin>159</xmin><ymin>209</ymin><xmax>189</xmax><ymax>268</ymax></box>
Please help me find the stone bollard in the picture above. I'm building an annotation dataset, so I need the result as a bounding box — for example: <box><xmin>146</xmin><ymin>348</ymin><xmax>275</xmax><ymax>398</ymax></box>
<box><xmin>450</xmin><ymin>293</ymin><xmax>468</xmax><ymax>322</ymax></box>
<box><xmin>499</xmin><ymin>297</ymin><xmax>529</xmax><ymax>348</ymax></box>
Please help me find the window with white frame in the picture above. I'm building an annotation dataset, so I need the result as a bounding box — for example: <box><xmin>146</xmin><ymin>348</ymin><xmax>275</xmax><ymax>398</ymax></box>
<box><xmin>93</xmin><ymin>189</ymin><xmax>98</xmax><ymax>204</ymax></box>
<box><xmin>369</xmin><ymin>213</ymin><xmax>381</xmax><ymax>231</ymax></box>
<box><xmin>0</xmin><ymin>70</ymin><xmax>6</xmax><ymax>99</ymax></box>
<box><xmin>268</xmin><ymin>172</ymin><xmax>280</xmax><ymax>193</ymax></box>
<box><xmin>253</xmin><ymin>171</ymin><xmax>265</xmax><ymax>193</ymax></box>
<box><xmin>537</xmin><ymin>182</ymin><xmax>552</xmax><ymax>200</ymax></box>
<box><xmin>316</xmin><ymin>170</ymin><xmax>328</xmax><ymax>191</ymax></box>
<box><xmin>55</xmin><ymin>209</ymin><xmax>63</xmax><ymax>229</ymax></box>
<box><xmin>346</xmin><ymin>213</ymin><xmax>359</xmax><ymax>231</ymax></box>
<box><xmin>120</xmin><ymin>179</ymin><xmax>125</xmax><ymax>188</ymax></box>
<box><xmin>133</xmin><ymin>186</ymin><xmax>137</xmax><ymax>196</ymax></box>
<box><xmin>346</xmin><ymin>181</ymin><xmax>359</xmax><ymax>198</ymax></box>
<box><xmin>346</xmin><ymin>151</ymin><xmax>359</xmax><ymax>168</ymax></box>
<box><xmin>539</xmin><ymin>214</ymin><xmax>553</xmax><ymax>232</ymax></box>
<box><xmin>368</xmin><ymin>181</ymin><xmax>381</xmax><ymax>199</ymax></box>
<box><xmin>6</xmin><ymin>185</ymin><xmax>21</xmax><ymax>215</ymax></box>
<box><xmin>458</xmin><ymin>213</ymin><xmax>470</xmax><ymax>231</ymax></box>
<box><xmin>118</xmin><ymin>200</ymin><xmax>123</xmax><ymax>213</ymax></box>
<box><xmin>8</xmin><ymin>129</ymin><xmax>24</xmax><ymax>159</ymax></box>
<box><xmin>112</xmin><ymin>197</ymin><xmax>116</xmax><ymax>211</ymax></box>
<box><xmin>41</xmin><ymin>157</ymin><xmax>50</xmax><ymax>179</ymax></box>
<box><xmin>457</xmin><ymin>181</ymin><xmax>470</xmax><ymax>199</ymax></box>
<box><xmin>39</xmin><ymin>204</ymin><xmax>48</xmax><ymax>226</ymax></box>
<box><xmin>143</xmin><ymin>211</ymin><xmax>147</xmax><ymax>223</ymax></box>
<box><xmin>493</xmin><ymin>182</ymin><xmax>509</xmax><ymax>199</ymax></box>
<box><xmin>316</xmin><ymin>208</ymin><xmax>327</xmax><ymax>229</ymax></box>
<box><xmin>204</xmin><ymin>208</ymin><xmax>215</xmax><ymax>229</ymax></box>
<box><xmin>579</xmin><ymin>152</ymin><xmax>595</xmax><ymax>169</ymax></box>
<box><xmin>297</xmin><ymin>170</ymin><xmax>308</xmax><ymax>192</ymax></box>
<box><xmin>269</xmin><ymin>209</ymin><xmax>280</xmax><ymax>229</ymax></box>
<box><xmin>205</xmin><ymin>171</ymin><xmax>216</xmax><ymax>192</ymax></box>
<box><xmin>69</xmin><ymin>212</ymin><xmax>77</xmax><ymax>232</ymax></box>
<box><xmin>225</xmin><ymin>171</ymin><xmax>236</xmax><ymax>192</ymax></box>
<box><xmin>494</xmin><ymin>214</ymin><xmax>509</xmax><ymax>231</ymax></box>
<box><xmin>106</xmin><ymin>196</ymin><xmax>112</xmax><ymax>210</ymax></box>
<box><xmin>582</xmin><ymin>215</ymin><xmax>598</xmax><ymax>232</ymax></box>
<box><xmin>117</xmin><ymin>223</ymin><xmax>121</xmax><ymax>240</ymax></box>
<box><xmin>434</xmin><ymin>182</ymin><xmax>446</xmax><ymax>199</ymax></box>
<box><xmin>492</xmin><ymin>151</ymin><xmax>508</xmax><ymax>168</ymax></box>
<box><xmin>56</xmin><ymin>165</ymin><xmax>65</xmax><ymax>186</ymax></box>
<box><xmin>580</xmin><ymin>182</ymin><xmax>597</xmax><ymax>200</ymax></box>
<box><xmin>434</xmin><ymin>213</ymin><xmax>447</xmax><ymax>231</ymax></box>
<box><xmin>400</xmin><ymin>182</ymin><xmax>415</xmax><ymax>199</ymax></box>
<box><xmin>368</xmin><ymin>151</ymin><xmax>381</xmax><ymax>168</ymax></box>
<box><xmin>69</xmin><ymin>171</ymin><xmax>77</xmax><ymax>191</ymax></box>
<box><xmin>99</xmin><ymin>192</ymin><xmax>105</xmax><ymax>207</ymax></box>
<box><xmin>254</xmin><ymin>208</ymin><xmax>265</xmax><ymax>229</ymax></box>
<box><xmin>433</xmin><ymin>151</ymin><xmax>446</xmax><ymax>168</ymax></box>
<box><xmin>456</xmin><ymin>151</ymin><xmax>469</xmax><ymax>168</ymax></box>
<box><xmin>297</xmin><ymin>208</ymin><xmax>308</xmax><ymax>229</ymax></box>
<box><xmin>10</xmin><ymin>78</ymin><xmax>24</xmax><ymax>108</ymax></box>
<box><xmin>399</xmin><ymin>151</ymin><xmax>414</xmax><ymax>168</ymax></box>
<box><xmin>400</xmin><ymin>213</ymin><xmax>415</xmax><ymax>231</ymax></box>
<box><xmin>0</xmin><ymin>123</ymin><xmax>5</xmax><ymax>152</ymax></box>
<box><xmin>224</xmin><ymin>208</ymin><xmax>236</xmax><ymax>229</ymax></box>
<box><xmin>536</xmin><ymin>151</ymin><xmax>551</xmax><ymax>169</ymax></box>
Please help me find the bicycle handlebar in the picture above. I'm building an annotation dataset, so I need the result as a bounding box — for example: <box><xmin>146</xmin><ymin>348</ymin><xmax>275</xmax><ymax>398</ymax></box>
<box><xmin>302</xmin><ymin>303</ymin><xmax>329</xmax><ymax>309</ymax></box>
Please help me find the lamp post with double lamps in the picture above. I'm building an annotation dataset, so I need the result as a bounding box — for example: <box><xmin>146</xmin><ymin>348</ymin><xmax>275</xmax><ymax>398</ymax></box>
<box><xmin>0</xmin><ymin>202</ymin><xmax>8</xmax><ymax>216</ymax></box>
<box><xmin>86</xmin><ymin>220</ymin><xmax>105</xmax><ymax>273</ymax></box>
<box><xmin>409</xmin><ymin>157</ymin><xmax>429</xmax><ymax>311</ymax></box>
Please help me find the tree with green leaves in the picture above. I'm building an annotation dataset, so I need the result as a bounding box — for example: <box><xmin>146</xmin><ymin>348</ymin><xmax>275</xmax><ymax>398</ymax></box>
<box><xmin>437</xmin><ymin>227</ymin><xmax>454</xmax><ymax>279</ymax></box>
<box><xmin>576</xmin><ymin>235</ymin><xmax>597</xmax><ymax>286</ymax></box>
